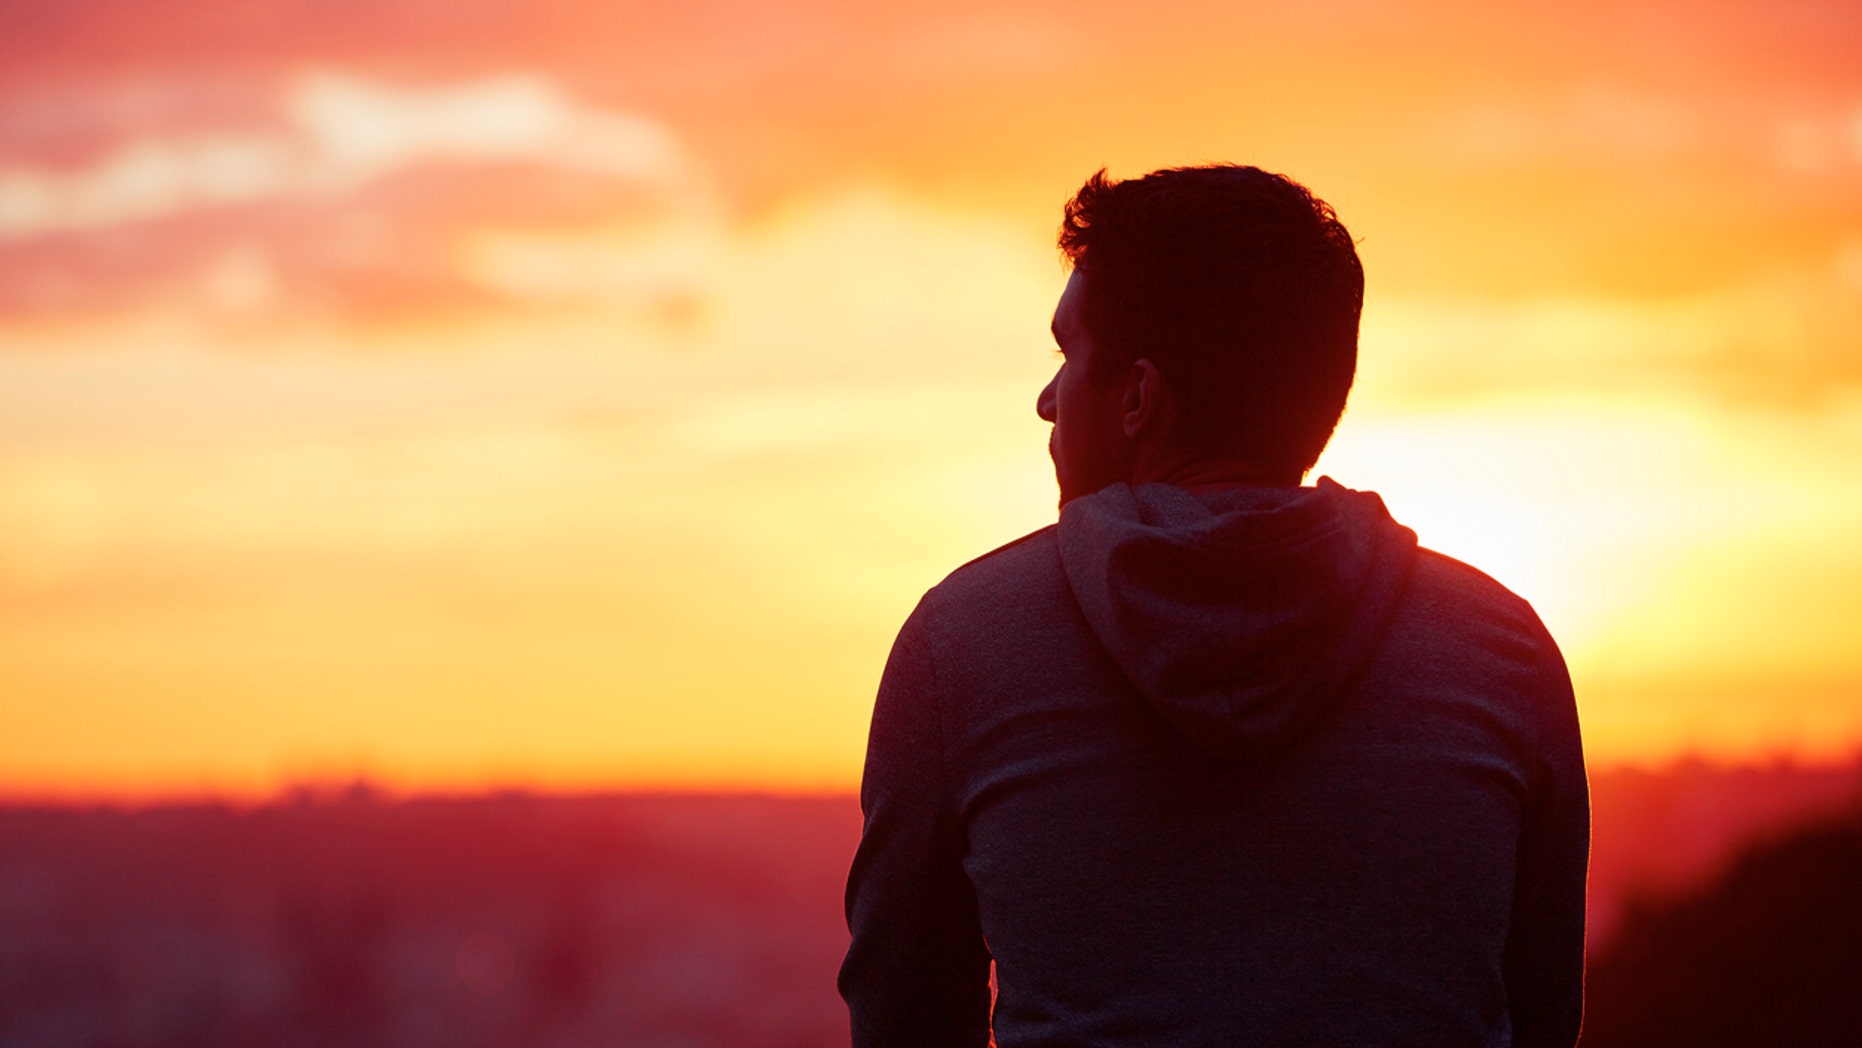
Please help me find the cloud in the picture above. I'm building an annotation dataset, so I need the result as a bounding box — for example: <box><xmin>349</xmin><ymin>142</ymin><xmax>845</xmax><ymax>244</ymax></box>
<box><xmin>0</xmin><ymin>71</ymin><xmax>709</xmax><ymax>324</ymax></box>
<box><xmin>0</xmin><ymin>135</ymin><xmax>292</xmax><ymax>237</ymax></box>
<box><xmin>0</xmin><ymin>184</ymin><xmax>1057</xmax><ymax>445</ymax></box>
<box><xmin>1358</xmin><ymin>252</ymin><xmax>1862</xmax><ymax>409</ymax></box>
<box><xmin>0</xmin><ymin>71</ymin><xmax>691</xmax><ymax>242</ymax></box>
<box><xmin>457</xmin><ymin>219</ymin><xmax>722</xmax><ymax>308</ymax></box>
<box><xmin>1426</xmin><ymin>84</ymin><xmax>1703</xmax><ymax>168</ymax></box>
<box><xmin>1773</xmin><ymin>103</ymin><xmax>1862</xmax><ymax>173</ymax></box>
<box><xmin>286</xmin><ymin>72</ymin><xmax>689</xmax><ymax>191</ymax></box>
<box><xmin>1432</xmin><ymin>90</ymin><xmax>1862</xmax><ymax>182</ymax></box>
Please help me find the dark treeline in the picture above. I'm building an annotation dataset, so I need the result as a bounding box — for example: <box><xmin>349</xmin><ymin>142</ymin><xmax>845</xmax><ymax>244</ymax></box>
<box><xmin>1</xmin><ymin>764</ymin><xmax>1858</xmax><ymax>1047</ymax></box>
<box><xmin>1581</xmin><ymin>803</ymin><xmax>1862</xmax><ymax>1047</ymax></box>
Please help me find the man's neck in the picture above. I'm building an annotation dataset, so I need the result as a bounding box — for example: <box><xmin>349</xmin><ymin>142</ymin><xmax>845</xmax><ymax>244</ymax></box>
<box><xmin>1130</xmin><ymin>451</ymin><xmax>1300</xmax><ymax>490</ymax></box>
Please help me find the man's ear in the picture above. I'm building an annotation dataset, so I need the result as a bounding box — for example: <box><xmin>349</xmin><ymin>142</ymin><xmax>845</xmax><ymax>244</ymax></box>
<box><xmin>1120</xmin><ymin>358</ymin><xmax>1167</xmax><ymax>439</ymax></box>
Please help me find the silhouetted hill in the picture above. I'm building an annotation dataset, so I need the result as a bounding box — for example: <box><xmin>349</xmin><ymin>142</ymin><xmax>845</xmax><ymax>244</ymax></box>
<box><xmin>1580</xmin><ymin>800</ymin><xmax>1862</xmax><ymax>1047</ymax></box>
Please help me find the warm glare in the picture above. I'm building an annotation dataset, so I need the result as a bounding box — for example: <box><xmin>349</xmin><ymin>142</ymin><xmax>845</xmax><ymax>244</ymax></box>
<box><xmin>3</xmin><ymin>0</ymin><xmax>1861</xmax><ymax>797</ymax></box>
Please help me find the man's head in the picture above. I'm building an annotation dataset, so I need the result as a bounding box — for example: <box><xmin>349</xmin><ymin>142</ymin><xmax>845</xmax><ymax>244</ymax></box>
<box><xmin>1037</xmin><ymin>165</ymin><xmax>1363</xmax><ymax>504</ymax></box>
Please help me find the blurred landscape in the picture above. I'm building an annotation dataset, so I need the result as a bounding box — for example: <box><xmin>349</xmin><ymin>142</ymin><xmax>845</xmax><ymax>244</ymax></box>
<box><xmin>1</xmin><ymin>792</ymin><xmax>855</xmax><ymax>1048</ymax></box>
<box><xmin>3</xmin><ymin>756</ymin><xmax>1859</xmax><ymax>1048</ymax></box>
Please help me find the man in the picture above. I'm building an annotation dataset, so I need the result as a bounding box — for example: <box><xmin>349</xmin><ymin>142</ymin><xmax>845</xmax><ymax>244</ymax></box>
<box><xmin>839</xmin><ymin>165</ymin><xmax>1588</xmax><ymax>1047</ymax></box>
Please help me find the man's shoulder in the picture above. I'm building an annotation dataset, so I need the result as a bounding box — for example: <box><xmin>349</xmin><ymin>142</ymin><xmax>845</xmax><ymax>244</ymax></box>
<box><xmin>929</xmin><ymin>523</ymin><xmax>1061</xmax><ymax>599</ymax></box>
<box><xmin>1410</xmin><ymin>546</ymin><xmax>1544</xmax><ymax>623</ymax></box>
<box><xmin>945</xmin><ymin>524</ymin><xmax>1060</xmax><ymax>582</ymax></box>
<box><xmin>1401</xmin><ymin>545</ymin><xmax>1566</xmax><ymax>668</ymax></box>
<box><xmin>907</xmin><ymin>525</ymin><xmax>1066</xmax><ymax>635</ymax></box>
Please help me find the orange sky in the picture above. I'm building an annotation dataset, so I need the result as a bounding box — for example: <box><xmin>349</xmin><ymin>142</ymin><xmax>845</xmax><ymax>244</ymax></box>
<box><xmin>3</xmin><ymin>0</ymin><xmax>1861</xmax><ymax>798</ymax></box>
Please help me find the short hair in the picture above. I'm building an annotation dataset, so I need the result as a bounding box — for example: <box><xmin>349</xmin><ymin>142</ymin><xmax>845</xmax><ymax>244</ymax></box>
<box><xmin>1058</xmin><ymin>165</ymin><xmax>1364</xmax><ymax>480</ymax></box>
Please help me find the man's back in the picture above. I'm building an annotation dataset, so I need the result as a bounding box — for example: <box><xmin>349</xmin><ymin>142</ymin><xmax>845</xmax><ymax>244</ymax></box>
<box><xmin>841</xmin><ymin>481</ymin><xmax>1587</xmax><ymax>1047</ymax></box>
<box><xmin>842</xmin><ymin>164</ymin><xmax>1587</xmax><ymax>1046</ymax></box>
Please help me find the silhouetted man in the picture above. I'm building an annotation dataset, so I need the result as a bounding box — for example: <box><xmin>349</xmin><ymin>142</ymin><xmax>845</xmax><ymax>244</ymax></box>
<box><xmin>840</xmin><ymin>165</ymin><xmax>1588</xmax><ymax>1047</ymax></box>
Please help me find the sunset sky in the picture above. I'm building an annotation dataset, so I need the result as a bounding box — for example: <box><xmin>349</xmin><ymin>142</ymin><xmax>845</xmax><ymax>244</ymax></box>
<box><xmin>3</xmin><ymin>0</ymin><xmax>1860</xmax><ymax>798</ymax></box>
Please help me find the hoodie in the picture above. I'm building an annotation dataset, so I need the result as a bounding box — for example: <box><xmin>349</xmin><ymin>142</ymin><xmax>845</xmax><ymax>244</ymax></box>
<box><xmin>1060</xmin><ymin>479</ymin><xmax>1418</xmax><ymax>763</ymax></box>
<box><xmin>842</xmin><ymin>480</ymin><xmax>1588</xmax><ymax>1048</ymax></box>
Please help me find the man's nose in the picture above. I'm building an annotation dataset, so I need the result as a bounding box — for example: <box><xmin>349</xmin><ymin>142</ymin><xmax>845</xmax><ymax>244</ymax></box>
<box><xmin>1036</xmin><ymin>373</ymin><xmax>1058</xmax><ymax>422</ymax></box>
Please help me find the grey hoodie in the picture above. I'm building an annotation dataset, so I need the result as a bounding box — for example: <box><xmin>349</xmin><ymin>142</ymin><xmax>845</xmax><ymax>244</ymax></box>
<box><xmin>1061</xmin><ymin>479</ymin><xmax>1419</xmax><ymax>764</ymax></box>
<box><xmin>842</xmin><ymin>480</ymin><xmax>1587</xmax><ymax>1048</ymax></box>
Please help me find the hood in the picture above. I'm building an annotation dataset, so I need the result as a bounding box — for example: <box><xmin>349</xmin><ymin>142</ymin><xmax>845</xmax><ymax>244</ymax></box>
<box><xmin>1058</xmin><ymin>477</ymin><xmax>1418</xmax><ymax>761</ymax></box>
